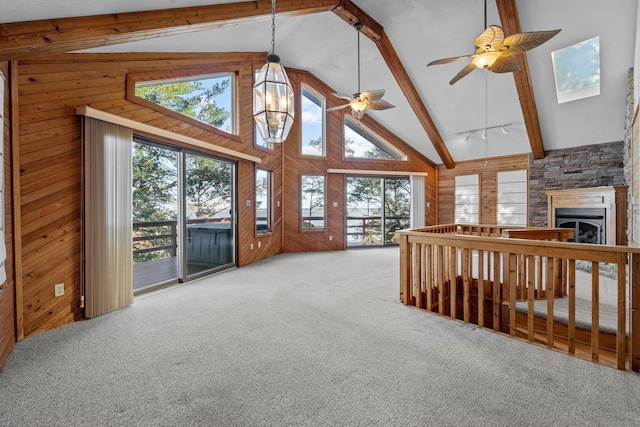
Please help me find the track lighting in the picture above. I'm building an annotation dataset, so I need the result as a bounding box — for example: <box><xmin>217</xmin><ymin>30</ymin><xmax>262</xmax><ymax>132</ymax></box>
<box><xmin>456</xmin><ymin>123</ymin><xmax>512</xmax><ymax>140</ymax></box>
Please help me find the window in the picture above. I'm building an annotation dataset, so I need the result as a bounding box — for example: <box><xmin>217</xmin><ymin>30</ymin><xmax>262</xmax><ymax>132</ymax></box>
<box><xmin>134</xmin><ymin>73</ymin><xmax>235</xmax><ymax>134</ymax></box>
<box><xmin>255</xmin><ymin>124</ymin><xmax>272</xmax><ymax>149</ymax></box>
<box><xmin>301</xmin><ymin>175</ymin><xmax>325</xmax><ymax>229</ymax></box>
<box><xmin>256</xmin><ymin>169</ymin><xmax>271</xmax><ymax>233</ymax></box>
<box><xmin>497</xmin><ymin>170</ymin><xmax>528</xmax><ymax>226</ymax></box>
<box><xmin>455</xmin><ymin>174</ymin><xmax>479</xmax><ymax>224</ymax></box>
<box><xmin>301</xmin><ymin>85</ymin><xmax>325</xmax><ymax>156</ymax></box>
<box><xmin>344</xmin><ymin>116</ymin><xmax>406</xmax><ymax>160</ymax></box>
<box><xmin>552</xmin><ymin>36</ymin><xmax>600</xmax><ymax>104</ymax></box>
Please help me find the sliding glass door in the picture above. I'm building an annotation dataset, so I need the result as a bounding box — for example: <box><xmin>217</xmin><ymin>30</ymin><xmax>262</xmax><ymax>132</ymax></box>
<box><xmin>132</xmin><ymin>139</ymin><xmax>236</xmax><ymax>292</ymax></box>
<box><xmin>346</xmin><ymin>176</ymin><xmax>410</xmax><ymax>247</ymax></box>
<box><xmin>184</xmin><ymin>153</ymin><xmax>234</xmax><ymax>279</ymax></box>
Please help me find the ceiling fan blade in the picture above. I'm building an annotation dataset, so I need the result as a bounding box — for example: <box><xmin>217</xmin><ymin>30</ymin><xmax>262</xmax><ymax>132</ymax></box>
<box><xmin>449</xmin><ymin>62</ymin><xmax>477</xmax><ymax>85</ymax></box>
<box><xmin>326</xmin><ymin>103</ymin><xmax>352</xmax><ymax>112</ymax></box>
<box><xmin>368</xmin><ymin>99</ymin><xmax>395</xmax><ymax>111</ymax></box>
<box><xmin>331</xmin><ymin>92</ymin><xmax>354</xmax><ymax>101</ymax></box>
<box><xmin>427</xmin><ymin>54</ymin><xmax>473</xmax><ymax>66</ymax></box>
<box><xmin>503</xmin><ymin>29</ymin><xmax>561</xmax><ymax>54</ymax></box>
<box><xmin>488</xmin><ymin>54</ymin><xmax>520</xmax><ymax>73</ymax></box>
<box><xmin>360</xmin><ymin>89</ymin><xmax>385</xmax><ymax>102</ymax></box>
<box><xmin>475</xmin><ymin>25</ymin><xmax>505</xmax><ymax>49</ymax></box>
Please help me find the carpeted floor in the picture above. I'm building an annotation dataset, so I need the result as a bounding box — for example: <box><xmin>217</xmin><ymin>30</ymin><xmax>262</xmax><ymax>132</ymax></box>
<box><xmin>0</xmin><ymin>248</ymin><xmax>639</xmax><ymax>426</ymax></box>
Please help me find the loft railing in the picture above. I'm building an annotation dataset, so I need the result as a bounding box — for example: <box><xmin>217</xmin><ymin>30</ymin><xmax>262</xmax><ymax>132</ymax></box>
<box><xmin>398</xmin><ymin>224</ymin><xmax>640</xmax><ymax>371</ymax></box>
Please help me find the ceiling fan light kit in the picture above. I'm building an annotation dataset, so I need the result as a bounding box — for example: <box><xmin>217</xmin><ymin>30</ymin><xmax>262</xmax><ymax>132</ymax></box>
<box><xmin>253</xmin><ymin>0</ymin><xmax>295</xmax><ymax>143</ymax></box>
<box><xmin>326</xmin><ymin>20</ymin><xmax>395</xmax><ymax>119</ymax></box>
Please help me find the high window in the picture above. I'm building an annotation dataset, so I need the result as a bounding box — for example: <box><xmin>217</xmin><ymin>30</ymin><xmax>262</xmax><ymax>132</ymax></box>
<box><xmin>455</xmin><ymin>174</ymin><xmax>479</xmax><ymax>224</ymax></box>
<box><xmin>134</xmin><ymin>73</ymin><xmax>235</xmax><ymax>135</ymax></box>
<box><xmin>301</xmin><ymin>85</ymin><xmax>325</xmax><ymax>156</ymax></box>
<box><xmin>301</xmin><ymin>175</ymin><xmax>325</xmax><ymax>230</ymax></box>
<box><xmin>497</xmin><ymin>170</ymin><xmax>528</xmax><ymax>226</ymax></box>
<box><xmin>256</xmin><ymin>169</ymin><xmax>271</xmax><ymax>233</ymax></box>
<box><xmin>344</xmin><ymin>116</ymin><xmax>406</xmax><ymax>160</ymax></box>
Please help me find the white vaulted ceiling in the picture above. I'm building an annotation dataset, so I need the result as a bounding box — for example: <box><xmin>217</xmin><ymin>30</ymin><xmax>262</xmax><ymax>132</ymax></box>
<box><xmin>1</xmin><ymin>0</ymin><xmax>637</xmax><ymax>166</ymax></box>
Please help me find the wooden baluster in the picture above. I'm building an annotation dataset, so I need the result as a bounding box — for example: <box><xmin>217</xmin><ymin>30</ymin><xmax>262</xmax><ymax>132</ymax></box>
<box><xmin>568</xmin><ymin>259</ymin><xmax>576</xmax><ymax>354</ymax></box>
<box><xmin>399</xmin><ymin>233</ymin><xmax>409</xmax><ymax>305</ymax></box>
<box><xmin>536</xmin><ymin>255</ymin><xmax>544</xmax><ymax>298</ymax></box>
<box><xmin>426</xmin><ymin>244</ymin><xmax>433</xmax><ymax>311</ymax></box>
<box><xmin>547</xmin><ymin>256</ymin><xmax>555</xmax><ymax>349</ymax></box>
<box><xmin>617</xmin><ymin>252</ymin><xmax>626</xmax><ymax>370</ymax></box>
<box><xmin>450</xmin><ymin>246</ymin><xmax>457</xmax><ymax>320</ymax></box>
<box><xmin>518</xmin><ymin>254</ymin><xmax>526</xmax><ymax>300</ymax></box>
<box><xmin>509</xmin><ymin>253</ymin><xmax>517</xmax><ymax>337</ymax></box>
<box><xmin>630</xmin><ymin>253</ymin><xmax>640</xmax><ymax>372</ymax></box>
<box><xmin>493</xmin><ymin>251</ymin><xmax>501</xmax><ymax>331</ymax></box>
<box><xmin>592</xmin><ymin>262</ymin><xmax>600</xmax><ymax>362</ymax></box>
<box><xmin>478</xmin><ymin>250</ymin><xmax>485</xmax><ymax>329</ymax></box>
<box><xmin>527</xmin><ymin>255</ymin><xmax>535</xmax><ymax>342</ymax></box>
<box><xmin>413</xmin><ymin>243</ymin><xmax>422</xmax><ymax>308</ymax></box>
<box><xmin>438</xmin><ymin>245</ymin><xmax>444</xmax><ymax>315</ymax></box>
<box><xmin>463</xmin><ymin>248</ymin><xmax>470</xmax><ymax>323</ymax></box>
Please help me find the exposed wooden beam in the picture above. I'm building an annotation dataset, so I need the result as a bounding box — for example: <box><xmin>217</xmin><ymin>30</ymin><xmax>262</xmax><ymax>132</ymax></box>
<box><xmin>496</xmin><ymin>0</ymin><xmax>546</xmax><ymax>160</ymax></box>
<box><xmin>332</xmin><ymin>0</ymin><xmax>455</xmax><ymax>169</ymax></box>
<box><xmin>0</xmin><ymin>0</ymin><xmax>340</xmax><ymax>61</ymax></box>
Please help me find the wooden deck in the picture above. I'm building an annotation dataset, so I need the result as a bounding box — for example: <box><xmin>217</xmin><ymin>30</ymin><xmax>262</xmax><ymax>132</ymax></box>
<box><xmin>133</xmin><ymin>257</ymin><xmax>232</xmax><ymax>291</ymax></box>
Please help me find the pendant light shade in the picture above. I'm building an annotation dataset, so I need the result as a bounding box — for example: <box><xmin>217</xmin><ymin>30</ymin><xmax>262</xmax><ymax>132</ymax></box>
<box><xmin>253</xmin><ymin>0</ymin><xmax>294</xmax><ymax>144</ymax></box>
<box><xmin>253</xmin><ymin>54</ymin><xmax>294</xmax><ymax>143</ymax></box>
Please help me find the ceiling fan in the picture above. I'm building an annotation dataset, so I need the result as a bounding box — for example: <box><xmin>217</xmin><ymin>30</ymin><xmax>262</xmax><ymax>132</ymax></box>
<box><xmin>427</xmin><ymin>1</ymin><xmax>560</xmax><ymax>85</ymax></box>
<box><xmin>326</xmin><ymin>21</ymin><xmax>395</xmax><ymax>119</ymax></box>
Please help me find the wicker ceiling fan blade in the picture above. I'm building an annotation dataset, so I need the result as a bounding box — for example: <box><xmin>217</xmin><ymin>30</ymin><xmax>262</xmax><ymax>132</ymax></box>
<box><xmin>488</xmin><ymin>54</ymin><xmax>520</xmax><ymax>73</ymax></box>
<box><xmin>326</xmin><ymin>103</ymin><xmax>352</xmax><ymax>112</ymax></box>
<box><xmin>449</xmin><ymin>62</ymin><xmax>477</xmax><ymax>85</ymax></box>
<box><xmin>503</xmin><ymin>29</ymin><xmax>561</xmax><ymax>54</ymax></box>
<box><xmin>475</xmin><ymin>25</ymin><xmax>504</xmax><ymax>50</ymax></box>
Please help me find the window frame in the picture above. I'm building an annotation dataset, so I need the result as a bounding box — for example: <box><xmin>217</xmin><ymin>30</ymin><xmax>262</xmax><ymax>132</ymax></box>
<box><xmin>454</xmin><ymin>174</ymin><xmax>480</xmax><ymax>224</ymax></box>
<box><xmin>126</xmin><ymin>67</ymin><xmax>241</xmax><ymax>143</ymax></box>
<box><xmin>343</xmin><ymin>115</ymin><xmax>407</xmax><ymax>161</ymax></box>
<box><xmin>300</xmin><ymin>174</ymin><xmax>326</xmax><ymax>231</ymax></box>
<box><xmin>255</xmin><ymin>168</ymin><xmax>272</xmax><ymax>235</ymax></box>
<box><xmin>300</xmin><ymin>83</ymin><xmax>326</xmax><ymax>157</ymax></box>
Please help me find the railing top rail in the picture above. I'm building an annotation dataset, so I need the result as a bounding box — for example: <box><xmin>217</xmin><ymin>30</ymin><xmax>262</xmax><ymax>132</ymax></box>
<box><xmin>400</xmin><ymin>226</ymin><xmax>640</xmax><ymax>262</ymax></box>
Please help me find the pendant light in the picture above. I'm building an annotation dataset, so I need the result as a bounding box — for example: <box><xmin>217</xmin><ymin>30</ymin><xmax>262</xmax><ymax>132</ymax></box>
<box><xmin>253</xmin><ymin>0</ymin><xmax>294</xmax><ymax>143</ymax></box>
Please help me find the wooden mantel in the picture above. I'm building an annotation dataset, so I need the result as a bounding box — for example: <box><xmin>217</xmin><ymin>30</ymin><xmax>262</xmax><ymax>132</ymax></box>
<box><xmin>547</xmin><ymin>186</ymin><xmax>628</xmax><ymax>246</ymax></box>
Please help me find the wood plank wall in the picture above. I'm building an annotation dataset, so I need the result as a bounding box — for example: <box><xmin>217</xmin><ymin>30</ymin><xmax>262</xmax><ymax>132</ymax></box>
<box><xmin>282</xmin><ymin>70</ymin><xmax>436</xmax><ymax>252</ymax></box>
<box><xmin>437</xmin><ymin>154</ymin><xmax>530</xmax><ymax>224</ymax></box>
<box><xmin>0</xmin><ymin>61</ymin><xmax>16</xmax><ymax>370</ymax></box>
<box><xmin>12</xmin><ymin>53</ymin><xmax>435</xmax><ymax>339</ymax></box>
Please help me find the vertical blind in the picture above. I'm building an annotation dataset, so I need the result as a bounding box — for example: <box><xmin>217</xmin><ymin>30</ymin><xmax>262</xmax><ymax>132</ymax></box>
<box><xmin>83</xmin><ymin>118</ymin><xmax>133</xmax><ymax>318</ymax></box>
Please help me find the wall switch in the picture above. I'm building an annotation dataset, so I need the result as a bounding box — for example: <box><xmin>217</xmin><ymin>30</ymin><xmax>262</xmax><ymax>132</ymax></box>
<box><xmin>329</xmin><ymin>235</ymin><xmax>333</xmax><ymax>241</ymax></box>
<box><xmin>246</xmin><ymin>200</ymin><xmax>251</xmax><ymax>207</ymax></box>
<box><xmin>258</xmin><ymin>241</ymin><xmax>262</xmax><ymax>248</ymax></box>
<box><xmin>333</xmin><ymin>201</ymin><xmax>338</xmax><ymax>207</ymax></box>
<box><xmin>427</xmin><ymin>202</ymin><xmax>430</xmax><ymax>208</ymax></box>
<box><xmin>250</xmin><ymin>243</ymin><xmax>254</xmax><ymax>250</ymax></box>
<box><xmin>277</xmin><ymin>201</ymin><xmax>280</xmax><ymax>208</ymax></box>
<box><xmin>54</xmin><ymin>283</ymin><xmax>64</xmax><ymax>297</ymax></box>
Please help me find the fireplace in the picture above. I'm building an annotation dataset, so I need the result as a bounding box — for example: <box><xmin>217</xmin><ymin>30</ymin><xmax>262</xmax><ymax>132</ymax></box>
<box><xmin>546</xmin><ymin>186</ymin><xmax>627</xmax><ymax>246</ymax></box>
<box><xmin>555</xmin><ymin>207</ymin><xmax>606</xmax><ymax>244</ymax></box>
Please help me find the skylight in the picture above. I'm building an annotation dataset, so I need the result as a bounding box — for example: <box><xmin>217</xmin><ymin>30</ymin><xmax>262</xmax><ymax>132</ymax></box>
<box><xmin>551</xmin><ymin>36</ymin><xmax>600</xmax><ymax>104</ymax></box>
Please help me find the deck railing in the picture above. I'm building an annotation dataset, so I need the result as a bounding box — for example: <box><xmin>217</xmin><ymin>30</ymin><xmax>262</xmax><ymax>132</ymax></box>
<box><xmin>399</xmin><ymin>224</ymin><xmax>640</xmax><ymax>371</ymax></box>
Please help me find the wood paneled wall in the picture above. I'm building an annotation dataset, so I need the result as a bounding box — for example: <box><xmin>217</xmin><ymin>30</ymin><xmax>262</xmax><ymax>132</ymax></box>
<box><xmin>11</xmin><ymin>52</ymin><xmax>435</xmax><ymax>340</ymax></box>
<box><xmin>0</xmin><ymin>61</ymin><xmax>16</xmax><ymax>370</ymax></box>
<box><xmin>281</xmin><ymin>70</ymin><xmax>436</xmax><ymax>252</ymax></box>
<box><xmin>15</xmin><ymin>53</ymin><xmax>282</xmax><ymax>338</ymax></box>
<box><xmin>437</xmin><ymin>154</ymin><xmax>530</xmax><ymax>224</ymax></box>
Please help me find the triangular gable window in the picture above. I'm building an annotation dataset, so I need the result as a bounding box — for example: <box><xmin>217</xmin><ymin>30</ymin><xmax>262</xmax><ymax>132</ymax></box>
<box><xmin>134</xmin><ymin>73</ymin><xmax>235</xmax><ymax>135</ymax></box>
<box><xmin>344</xmin><ymin>116</ymin><xmax>407</xmax><ymax>160</ymax></box>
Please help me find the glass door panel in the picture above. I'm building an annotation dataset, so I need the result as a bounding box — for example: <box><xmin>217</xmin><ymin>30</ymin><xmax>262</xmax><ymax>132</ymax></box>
<box><xmin>132</xmin><ymin>142</ymin><xmax>179</xmax><ymax>292</ymax></box>
<box><xmin>384</xmin><ymin>178</ymin><xmax>411</xmax><ymax>244</ymax></box>
<box><xmin>184</xmin><ymin>153</ymin><xmax>234</xmax><ymax>278</ymax></box>
<box><xmin>347</xmin><ymin>177</ymin><xmax>383</xmax><ymax>247</ymax></box>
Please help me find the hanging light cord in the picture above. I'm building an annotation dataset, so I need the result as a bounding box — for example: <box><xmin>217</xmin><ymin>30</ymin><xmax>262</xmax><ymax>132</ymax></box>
<box><xmin>484</xmin><ymin>67</ymin><xmax>489</xmax><ymax>165</ymax></box>
<box><xmin>356</xmin><ymin>23</ymin><xmax>361</xmax><ymax>93</ymax></box>
<box><xmin>271</xmin><ymin>0</ymin><xmax>276</xmax><ymax>55</ymax></box>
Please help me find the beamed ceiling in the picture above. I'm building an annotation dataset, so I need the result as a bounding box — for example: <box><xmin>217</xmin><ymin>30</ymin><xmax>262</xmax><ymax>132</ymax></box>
<box><xmin>0</xmin><ymin>0</ymin><xmax>636</xmax><ymax>168</ymax></box>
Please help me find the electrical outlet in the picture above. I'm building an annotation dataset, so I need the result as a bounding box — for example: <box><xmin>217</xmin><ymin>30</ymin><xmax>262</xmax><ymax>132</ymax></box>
<box><xmin>54</xmin><ymin>283</ymin><xmax>64</xmax><ymax>297</ymax></box>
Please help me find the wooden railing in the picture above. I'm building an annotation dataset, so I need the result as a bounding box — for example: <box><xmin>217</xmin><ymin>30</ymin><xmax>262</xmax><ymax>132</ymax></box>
<box><xmin>346</xmin><ymin>215</ymin><xmax>410</xmax><ymax>245</ymax></box>
<box><xmin>399</xmin><ymin>224</ymin><xmax>640</xmax><ymax>371</ymax></box>
<box><xmin>133</xmin><ymin>220</ymin><xmax>178</xmax><ymax>260</ymax></box>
